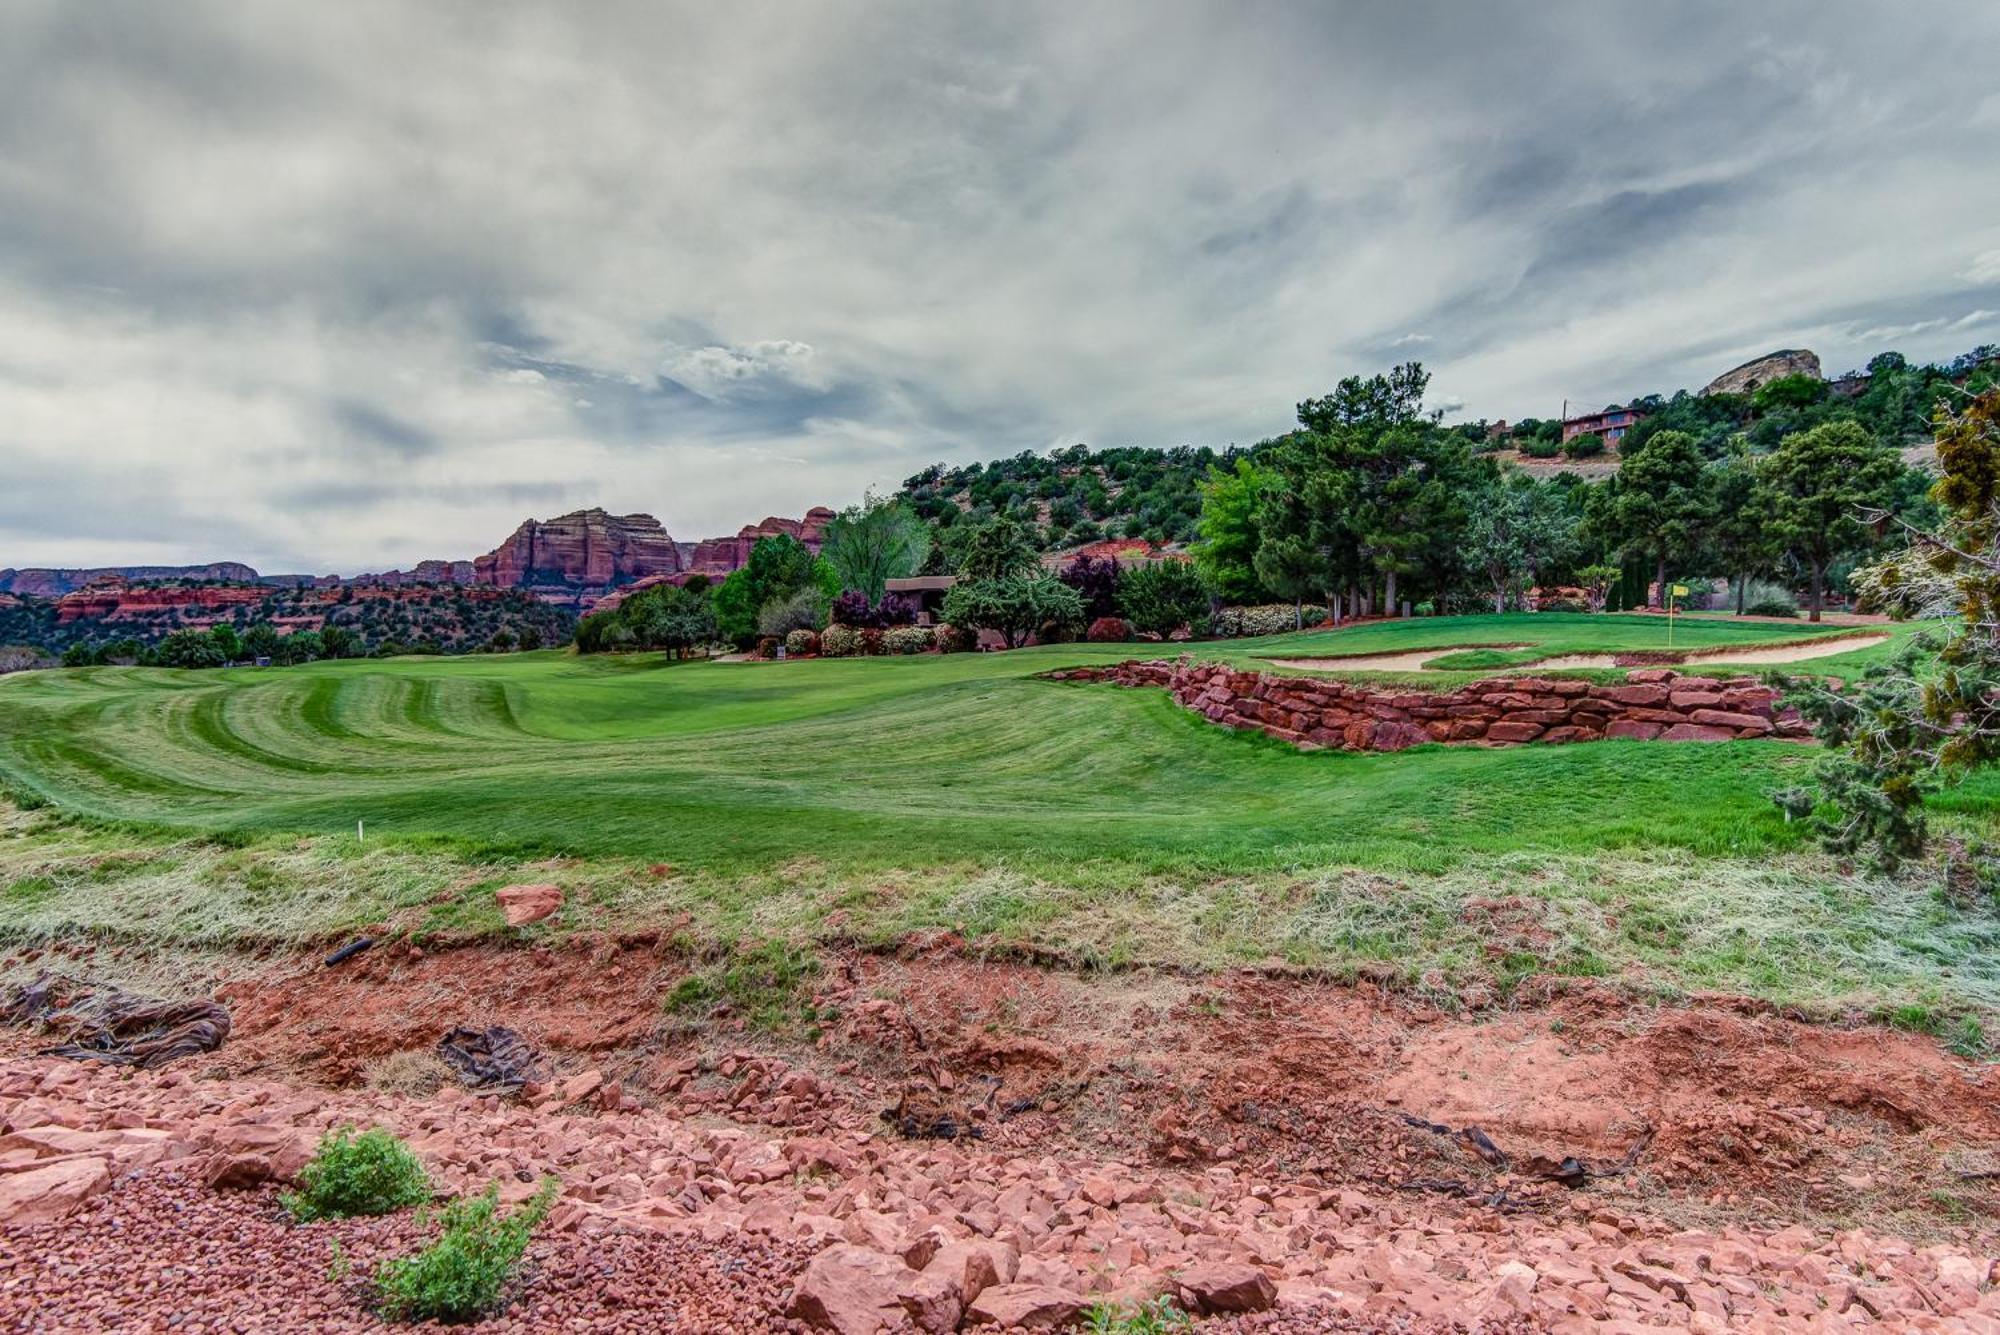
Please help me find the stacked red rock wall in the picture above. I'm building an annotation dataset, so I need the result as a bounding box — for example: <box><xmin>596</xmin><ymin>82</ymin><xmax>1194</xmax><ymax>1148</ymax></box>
<box><xmin>1043</xmin><ymin>661</ymin><xmax>1811</xmax><ymax>750</ymax></box>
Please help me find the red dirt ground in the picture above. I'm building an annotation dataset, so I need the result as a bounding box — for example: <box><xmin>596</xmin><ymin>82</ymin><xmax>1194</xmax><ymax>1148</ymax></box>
<box><xmin>7</xmin><ymin>934</ymin><xmax>2000</xmax><ymax>1331</ymax></box>
<box><xmin>44</xmin><ymin>932</ymin><xmax>1997</xmax><ymax>1227</ymax></box>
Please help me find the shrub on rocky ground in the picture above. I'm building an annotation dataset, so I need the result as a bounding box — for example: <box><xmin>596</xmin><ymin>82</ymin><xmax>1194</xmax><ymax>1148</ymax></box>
<box><xmin>1087</xmin><ymin>616</ymin><xmax>1133</xmax><ymax>642</ymax></box>
<box><xmin>283</xmin><ymin>1126</ymin><xmax>431</xmax><ymax>1222</ymax></box>
<box><xmin>1085</xmin><ymin>1295</ymin><xmax>1192</xmax><ymax>1331</ymax></box>
<box><xmin>820</xmin><ymin>625</ymin><xmax>864</xmax><ymax>657</ymax></box>
<box><xmin>934</xmin><ymin>623</ymin><xmax>976</xmax><ymax>653</ymax></box>
<box><xmin>375</xmin><ymin>1180</ymin><xmax>557</xmax><ymax>1323</ymax></box>
<box><xmin>785</xmin><ymin>629</ymin><xmax>820</xmax><ymax>657</ymax></box>
<box><xmin>881</xmin><ymin>625</ymin><xmax>931</xmax><ymax>655</ymax></box>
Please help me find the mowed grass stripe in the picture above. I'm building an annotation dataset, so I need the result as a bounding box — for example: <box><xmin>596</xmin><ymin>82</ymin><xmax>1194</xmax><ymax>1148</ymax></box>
<box><xmin>0</xmin><ymin>615</ymin><xmax>1982</xmax><ymax>875</ymax></box>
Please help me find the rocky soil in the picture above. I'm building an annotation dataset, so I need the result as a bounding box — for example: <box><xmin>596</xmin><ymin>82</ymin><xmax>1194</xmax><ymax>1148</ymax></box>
<box><xmin>3</xmin><ymin>937</ymin><xmax>1999</xmax><ymax>1330</ymax></box>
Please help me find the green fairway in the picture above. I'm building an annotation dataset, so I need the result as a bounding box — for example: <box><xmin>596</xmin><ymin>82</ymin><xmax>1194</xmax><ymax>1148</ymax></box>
<box><xmin>0</xmin><ymin>613</ymin><xmax>1955</xmax><ymax>873</ymax></box>
<box><xmin>2</xmin><ymin>612</ymin><xmax>1995</xmax><ymax>1018</ymax></box>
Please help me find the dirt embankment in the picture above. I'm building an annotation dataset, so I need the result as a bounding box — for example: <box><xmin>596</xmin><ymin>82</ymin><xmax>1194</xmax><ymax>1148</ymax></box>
<box><xmin>5</xmin><ymin>935</ymin><xmax>1999</xmax><ymax>1330</ymax></box>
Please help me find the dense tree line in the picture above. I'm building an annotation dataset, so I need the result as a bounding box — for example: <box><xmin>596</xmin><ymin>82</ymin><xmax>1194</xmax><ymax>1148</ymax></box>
<box><xmin>902</xmin><ymin>443</ymin><xmax>1243</xmax><ymax>556</ymax></box>
<box><xmin>1182</xmin><ymin>349</ymin><xmax>1981</xmax><ymax>623</ymax></box>
<box><xmin>31</xmin><ymin>584</ymin><xmax>574</xmax><ymax>666</ymax></box>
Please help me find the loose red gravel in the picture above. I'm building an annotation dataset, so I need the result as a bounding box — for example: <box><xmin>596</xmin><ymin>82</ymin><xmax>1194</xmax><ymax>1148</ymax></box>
<box><xmin>0</xmin><ymin>1170</ymin><xmax>815</xmax><ymax>1334</ymax></box>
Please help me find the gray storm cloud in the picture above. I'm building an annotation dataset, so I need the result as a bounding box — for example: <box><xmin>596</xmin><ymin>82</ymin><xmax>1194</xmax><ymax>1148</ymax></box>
<box><xmin>1</xmin><ymin>0</ymin><xmax>1997</xmax><ymax>572</ymax></box>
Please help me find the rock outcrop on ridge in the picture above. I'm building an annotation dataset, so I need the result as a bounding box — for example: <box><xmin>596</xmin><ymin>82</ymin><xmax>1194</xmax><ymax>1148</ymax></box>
<box><xmin>472</xmin><ymin>508</ymin><xmax>685</xmax><ymax>603</ymax></box>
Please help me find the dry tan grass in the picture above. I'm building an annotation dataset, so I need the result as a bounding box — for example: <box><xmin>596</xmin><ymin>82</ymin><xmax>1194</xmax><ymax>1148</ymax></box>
<box><xmin>360</xmin><ymin>1048</ymin><xmax>453</xmax><ymax>1097</ymax></box>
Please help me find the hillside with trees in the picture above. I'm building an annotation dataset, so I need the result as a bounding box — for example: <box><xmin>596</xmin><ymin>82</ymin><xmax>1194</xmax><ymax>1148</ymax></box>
<box><xmin>901</xmin><ymin>444</ymin><xmax>1247</xmax><ymax>557</ymax></box>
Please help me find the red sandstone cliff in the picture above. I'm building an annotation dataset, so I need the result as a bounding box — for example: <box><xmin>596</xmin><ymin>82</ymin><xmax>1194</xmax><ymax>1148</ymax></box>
<box><xmin>53</xmin><ymin>580</ymin><xmax>268</xmax><ymax>625</ymax></box>
<box><xmin>472</xmin><ymin>509</ymin><xmax>683</xmax><ymax>600</ymax></box>
<box><xmin>52</xmin><ymin>579</ymin><xmax>513</xmax><ymax>627</ymax></box>
<box><xmin>680</xmin><ymin>506</ymin><xmax>836</xmax><ymax>579</ymax></box>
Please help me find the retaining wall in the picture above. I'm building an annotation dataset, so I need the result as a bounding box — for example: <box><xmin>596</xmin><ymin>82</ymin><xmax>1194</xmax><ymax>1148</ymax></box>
<box><xmin>1042</xmin><ymin>659</ymin><xmax>1812</xmax><ymax>752</ymax></box>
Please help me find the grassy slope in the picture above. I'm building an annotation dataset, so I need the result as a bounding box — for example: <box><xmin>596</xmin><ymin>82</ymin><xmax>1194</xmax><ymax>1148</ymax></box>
<box><xmin>1</xmin><ymin>613</ymin><xmax>1992</xmax><ymax>1022</ymax></box>
<box><xmin>0</xmin><ymin>615</ymin><xmax>1900</xmax><ymax>871</ymax></box>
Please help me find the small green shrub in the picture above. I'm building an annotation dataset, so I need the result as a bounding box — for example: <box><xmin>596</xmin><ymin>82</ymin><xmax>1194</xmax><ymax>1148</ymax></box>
<box><xmin>1520</xmin><ymin>437</ymin><xmax>1562</xmax><ymax>459</ymax></box>
<box><xmin>1562</xmin><ymin>432</ymin><xmax>1605</xmax><ymax>458</ymax></box>
<box><xmin>820</xmin><ymin>624</ymin><xmax>864</xmax><ymax>657</ymax></box>
<box><xmin>784</xmin><ymin>628</ymin><xmax>820</xmax><ymax>657</ymax></box>
<box><xmin>1084</xmin><ymin>1295</ymin><xmax>1192</xmax><ymax>1333</ymax></box>
<box><xmin>882</xmin><ymin>625</ymin><xmax>932</xmax><ymax>655</ymax></box>
<box><xmin>375</xmin><ymin>1180</ymin><xmax>557</xmax><ymax>1323</ymax></box>
<box><xmin>284</xmin><ymin>1126</ymin><xmax>431</xmax><ymax>1222</ymax></box>
<box><xmin>1744</xmin><ymin>599</ymin><xmax>1799</xmax><ymax>618</ymax></box>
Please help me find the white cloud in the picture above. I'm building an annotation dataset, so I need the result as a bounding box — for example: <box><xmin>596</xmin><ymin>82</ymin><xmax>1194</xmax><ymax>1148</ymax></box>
<box><xmin>1</xmin><ymin>1</ymin><xmax>1998</xmax><ymax>571</ymax></box>
<box><xmin>662</xmin><ymin>340</ymin><xmax>827</xmax><ymax>398</ymax></box>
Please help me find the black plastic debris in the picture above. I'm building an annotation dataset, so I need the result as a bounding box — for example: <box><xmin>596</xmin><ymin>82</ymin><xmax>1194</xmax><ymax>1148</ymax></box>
<box><xmin>436</xmin><ymin>1025</ymin><xmax>547</xmax><ymax>1094</ymax></box>
<box><xmin>8</xmin><ymin>975</ymin><xmax>230</xmax><ymax>1068</ymax></box>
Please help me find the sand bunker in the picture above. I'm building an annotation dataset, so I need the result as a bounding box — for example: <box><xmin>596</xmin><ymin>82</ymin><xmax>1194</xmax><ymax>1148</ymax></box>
<box><xmin>1264</xmin><ymin>644</ymin><xmax>1532</xmax><ymax>672</ymax></box>
<box><xmin>1266</xmin><ymin>630</ymin><xmax>1887</xmax><ymax>674</ymax></box>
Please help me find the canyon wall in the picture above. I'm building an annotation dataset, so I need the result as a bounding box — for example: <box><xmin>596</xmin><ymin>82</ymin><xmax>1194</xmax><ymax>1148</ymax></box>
<box><xmin>472</xmin><ymin>508</ymin><xmax>683</xmax><ymax>602</ymax></box>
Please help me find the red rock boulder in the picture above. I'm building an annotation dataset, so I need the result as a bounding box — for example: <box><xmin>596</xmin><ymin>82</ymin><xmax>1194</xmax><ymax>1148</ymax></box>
<box><xmin>495</xmin><ymin>883</ymin><xmax>563</xmax><ymax>926</ymax></box>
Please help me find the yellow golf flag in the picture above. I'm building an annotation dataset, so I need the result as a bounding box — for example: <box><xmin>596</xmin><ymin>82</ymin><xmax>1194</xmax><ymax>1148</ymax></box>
<box><xmin>1670</xmin><ymin>584</ymin><xmax>1689</xmax><ymax>597</ymax></box>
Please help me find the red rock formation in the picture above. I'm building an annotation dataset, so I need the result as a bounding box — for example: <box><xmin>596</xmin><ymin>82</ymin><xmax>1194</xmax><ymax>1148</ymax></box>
<box><xmin>679</xmin><ymin>506</ymin><xmax>836</xmax><ymax>581</ymax></box>
<box><xmin>52</xmin><ymin>580</ymin><xmax>510</xmax><ymax>629</ymax></box>
<box><xmin>472</xmin><ymin>509</ymin><xmax>682</xmax><ymax>602</ymax></box>
<box><xmin>53</xmin><ymin>580</ymin><xmax>268</xmax><ymax>626</ymax></box>
<box><xmin>351</xmin><ymin>559</ymin><xmax>474</xmax><ymax>587</ymax></box>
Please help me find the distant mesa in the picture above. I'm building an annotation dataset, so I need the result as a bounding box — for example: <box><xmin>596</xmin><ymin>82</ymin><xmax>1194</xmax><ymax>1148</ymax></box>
<box><xmin>1701</xmin><ymin>349</ymin><xmax>1822</xmax><ymax>398</ymax></box>
<box><xmin>350</xmin><ymin>559</ymin><xmax>475</xmax><ymax>587</ymax></box>
<box><xmin>0</xmin><ymin>563</ymin><xmax>261</xmax><ymax>599</ymax></box>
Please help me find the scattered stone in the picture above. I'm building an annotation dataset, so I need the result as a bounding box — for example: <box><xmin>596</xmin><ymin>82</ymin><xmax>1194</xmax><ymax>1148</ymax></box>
<box><xmin>964</xmin><ymin>1282</ymin><xmax>1087</xmax><ymax>1330</ymax></box>
<box><xmin>1176</xmin><ymin>1261</ymin><xmax>1278</xmax><ymax>1315</ymax></box>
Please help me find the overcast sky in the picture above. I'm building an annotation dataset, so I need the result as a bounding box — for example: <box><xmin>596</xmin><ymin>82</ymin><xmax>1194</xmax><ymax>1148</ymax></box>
<box><xmin>3</xmin><ymin>1</ymin><xmax>1998</xmax><ymax>574</ymax></box>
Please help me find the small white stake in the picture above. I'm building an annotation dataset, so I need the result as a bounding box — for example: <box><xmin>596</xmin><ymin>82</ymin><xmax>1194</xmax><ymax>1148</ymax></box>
<box><xmin>357</xmin><ymin>819</ymin><xmax>365</xmax><ymax>843</ymax></box>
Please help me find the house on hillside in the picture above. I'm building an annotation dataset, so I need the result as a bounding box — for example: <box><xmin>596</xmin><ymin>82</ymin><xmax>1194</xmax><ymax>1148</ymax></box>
<box><xmin>1561</xmin><ymin>405</ymin><xmax>1646</xmax><ymax>448</ymax></box>
<box><xmin>883</xmin><ymin>575</ymin><xmax>958</xmax><ymax>625</ymax></box>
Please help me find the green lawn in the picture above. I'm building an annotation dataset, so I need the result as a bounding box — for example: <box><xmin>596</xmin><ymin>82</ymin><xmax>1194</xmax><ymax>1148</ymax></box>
<box><xmin>2</xmin><ymin>612</ymin><xmax>1993</xmax><ymax>1020</ymax></box>
<box><xmin>1228</xmin><ymin>610</ymin><xmax>1911</xmax><ymax>686</ymax></box>
<box><xmin>0</xmin><ymin>616</ymin><xmax>1890</xmax><ymax>872</ymax></box>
